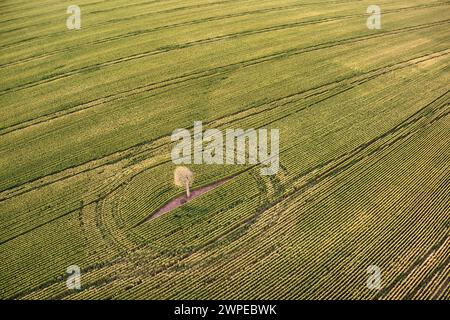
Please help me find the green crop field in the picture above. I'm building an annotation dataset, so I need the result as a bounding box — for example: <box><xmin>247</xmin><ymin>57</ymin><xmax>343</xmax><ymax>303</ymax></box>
<box><xmin>0</xmin><ymin>0</ymin><xmax>449</xmax><ymax>300</ymax></box>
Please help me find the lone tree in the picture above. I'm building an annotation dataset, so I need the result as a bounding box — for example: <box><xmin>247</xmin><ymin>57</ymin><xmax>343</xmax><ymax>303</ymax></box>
<box><xmin>174</xmin><ymin>166</ymin><xmax>194</xmax><ymax>198</ymax></box>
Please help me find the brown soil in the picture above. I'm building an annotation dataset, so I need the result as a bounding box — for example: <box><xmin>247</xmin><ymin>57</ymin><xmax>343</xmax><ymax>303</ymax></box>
<box><xmin>146</xmin><ymin>177</ymin><xmax>232</xmax><ymax>221</ymax></box>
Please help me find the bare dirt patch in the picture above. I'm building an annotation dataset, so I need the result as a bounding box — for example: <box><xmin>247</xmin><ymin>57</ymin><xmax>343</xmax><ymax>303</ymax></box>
<box><xmin>145</xmin><ymin>176</ymin><xmax>233</xmax><ymax>221</ymax></box>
